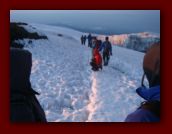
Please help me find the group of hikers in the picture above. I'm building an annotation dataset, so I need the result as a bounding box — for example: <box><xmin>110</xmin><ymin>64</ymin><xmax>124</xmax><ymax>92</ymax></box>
<box><xmin>81</xmin><ymin>33</ymin><xmax>112</xmax><ymax>71</ymax></box>
<box><xmin>10</xmin><ymin>35</ymin><xmax>160</xmax><ymax>122</ymax></box>
<box><xmin>80</xmin><ymin>35</ymin><xmax>87</xmax><ymax>45</ymax></box>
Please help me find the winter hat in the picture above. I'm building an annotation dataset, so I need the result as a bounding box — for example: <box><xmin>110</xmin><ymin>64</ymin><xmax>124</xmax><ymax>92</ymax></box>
<box><xmin>143</xmin><ymin>43</ymin><xmax>160</xmax><ymax>75</ymax></box>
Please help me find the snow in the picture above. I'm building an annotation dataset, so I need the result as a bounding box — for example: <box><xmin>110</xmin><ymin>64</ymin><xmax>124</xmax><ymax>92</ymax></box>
<box><xmin>19</xmin><ymin>23</ymin><xmax>145</xmax><ymax>122</ymax></box>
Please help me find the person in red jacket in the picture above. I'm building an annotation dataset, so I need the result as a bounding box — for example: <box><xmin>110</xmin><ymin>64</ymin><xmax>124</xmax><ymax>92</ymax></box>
<box><xmin>90</xmin><ymin>47</ymin><xmax>102</xmax><ymax>71</ymax></box>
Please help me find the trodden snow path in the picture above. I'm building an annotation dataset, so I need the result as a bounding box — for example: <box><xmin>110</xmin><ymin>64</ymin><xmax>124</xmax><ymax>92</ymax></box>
<box><xmin>20</xmin><ymin>23</ymin><xmax>144</xmax><ymax>122</ymax></box>
<box><xmin>86</xmin><ymin>67</ymin><xmax>141</xmax><ymax>122</ymax></box>
<box><xmin>85</xmin><ymin>46</ymin><xmax>146</xmax><ymax>122</ymax></box>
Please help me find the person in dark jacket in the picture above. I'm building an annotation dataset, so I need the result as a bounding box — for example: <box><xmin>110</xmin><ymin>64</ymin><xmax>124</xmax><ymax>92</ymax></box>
<box><xmin>91</xmin><ymin>37</ymin><xmax>98</xmax><ymax>56</ymax></box>
<box><xmin>83</xmin><ymin>35</ymin><xmax>87</xmax><ymax>45</ymax></box>
<box><xmin>80</xmin><ymin>35</ymin><xmax>84</xmax><ymax>45</ymax></box>
<box><xmin>97</xmin><ymin>40</ymin><xmax>102</xmax><ymax>49</ymax></box>
<box><xmin>10</xmin><ymin>48</ymin><xmax>47</xmax><ymax>122</ymax></box>
<box><xmin>87</xmin><ymin>33</ymin><xmax>92</xmax><ymax>48</ymax></box>
<box><xmin>125</xmin><ymin>43</ymin><xmax>160</xmax><ymax>122</ymax></box>
<box><xmin>99</xmin><ymin>36</ymin><xmax>112</xmax><ymax>66</ymax></box>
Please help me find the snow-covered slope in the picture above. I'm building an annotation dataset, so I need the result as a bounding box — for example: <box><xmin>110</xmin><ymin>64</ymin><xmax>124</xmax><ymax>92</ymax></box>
<box><xmin>18</xmin><ymin>23</ymin><xmax>145</xmax><ymax>122</ymax></box>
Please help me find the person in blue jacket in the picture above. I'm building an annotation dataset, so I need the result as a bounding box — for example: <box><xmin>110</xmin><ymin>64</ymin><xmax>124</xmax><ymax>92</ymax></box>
<box><xmin>125</xmin><ymin>43</ymin><xmax>160</xmax><ymax>122</ymax></box>
<box><xmin>99</xmin><ymin>36</ymin><xmax>112</xmax><ymax>66</ymax></box>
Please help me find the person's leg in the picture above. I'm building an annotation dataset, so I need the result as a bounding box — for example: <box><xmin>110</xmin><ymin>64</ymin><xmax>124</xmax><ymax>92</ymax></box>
<box><xmin>93</xmin><ymin>66</ymin><xmax>98</xmax><ymax>71</ymax></box>
<box><xmin>89</xmin><ymin>41</ymin><xmax>91</xmax><ymax>47</ymax></box>
<box><xmin>106</xmin><ymin>54</ymin><xmax>110</xmax><ymax>65</ymax></box>
<box><xmin>104</xmin><ymin>53</ymin><xmax>109</xmax><ymax>66</ymax></box>
<box><xmin>91</xmin><ymin>61</ymin><xmax>98</xmax><ymax>71</ymax></box>
<box><xmin>98</xmin><ymin>64</ymin><xmax>103</xmax><ymax>70</ymax></box>
<box><xmin>105</xmin><ymin>54</ymin><xmax>108</xmax><ymax>65</ymax></box>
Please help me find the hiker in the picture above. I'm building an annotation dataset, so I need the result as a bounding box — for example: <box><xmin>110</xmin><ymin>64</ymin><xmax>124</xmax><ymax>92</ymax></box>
<box><xmin>87</xmin><ymin>33</ymin><xmax>92</xmax><ymax>48</ymax></box>
<box><xmin>125</xmin><ymin>43</ymin><xmax>160</xmax><ymax>122</ymax></box>
<box><xmin>90</xmin><ymin>47</ymin><xmax>102</xmax><ymax>71</ymax></box>
<box><xmin>92</xmin><ymin>37</ymin><xmax>97</xmax><ymax>49</ymax></box>
<box><xmin>97</xmin><ymin>40</ymin><xmax>102</xmax><ymax>49</ymax></box>
<box><xmin>91</xmin><ymin>37</ymin><xmax>100</xmax><ymax>57</ymax></box>
<box><xmin>99</xmin><ymin>36</ymin><xmax>112</xmax><ymax>66</ymax></box>
<box><xmin>80</xmin><ymin>35</ymin><xmax>84</xmax><ymax>45</ymax></box>
<box><xmin>10</xmin><ymin>48</ymin><xmax>47</xmax><ymax>122</ymax></box>
<box><xmin>83</xmin><ymin>35</ymin><xmax>87</xmax><ymax>45</ymax></box>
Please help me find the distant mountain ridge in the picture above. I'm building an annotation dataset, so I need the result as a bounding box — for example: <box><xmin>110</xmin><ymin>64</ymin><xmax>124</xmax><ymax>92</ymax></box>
<box><xmin>11</xmin><ymin>22</ymin><xmax>160</xmax><ymax>53</ymax></box>
<box><xmin>96</xmin><ymin>32</ymin><xmax>160</xmax><ymax>53</ymax></box>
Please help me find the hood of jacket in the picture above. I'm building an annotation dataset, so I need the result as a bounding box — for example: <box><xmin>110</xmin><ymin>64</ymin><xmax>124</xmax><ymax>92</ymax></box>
<box><xmin>10</xmin><ymin>48</ymin><xmax>38</xmax><ymax>95</ymax></box>
<box><xmin>136</xmin><ymin>85</ymin><xmax>160</xmax><ymax>101</ymax></box>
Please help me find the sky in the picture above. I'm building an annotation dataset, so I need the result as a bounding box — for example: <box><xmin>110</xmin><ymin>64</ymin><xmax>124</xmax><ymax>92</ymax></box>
<box><xmin>10</xmin><ymin>10</ymin><xmax>160</xmax><ymax>35</ymax></box>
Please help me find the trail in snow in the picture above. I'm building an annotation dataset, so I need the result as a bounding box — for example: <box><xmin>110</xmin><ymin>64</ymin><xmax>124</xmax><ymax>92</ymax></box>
<box><xmin>19</xmin><ymin>23</ymin><xmax>145</xmax><ymax>122</ymax></box>
<box><xmin>86</xmin><ymin>73</ymin><xmax>98</xmax><ymax>122</ymax></box>
<box><xmin>85</xmin><ymin>46</ymin><xmax>145</xmax><ymax>122</ymax></box>
<box><xmin>87</xmin><ymin>67</ymin><xmax>140</xmax><ymax>122</ymax></box>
